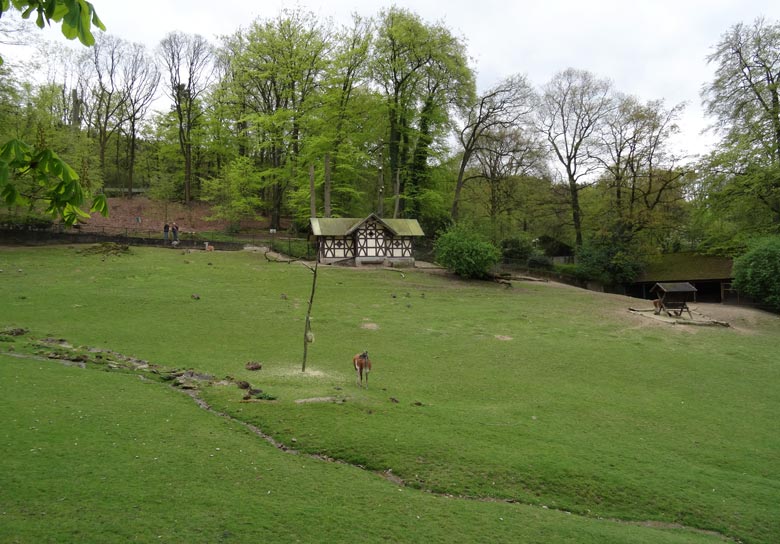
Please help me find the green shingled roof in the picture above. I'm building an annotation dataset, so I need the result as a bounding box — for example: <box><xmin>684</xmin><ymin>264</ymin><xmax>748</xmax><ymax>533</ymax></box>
<box><xmin>310</xmin><ymin>215</ymin><xmax>424</xmax><ymax>237</ymax></box>
<box><xmin>636</xmin><ymin>253</ymin><xmax>733</xmax><ymax>282</ymax></box>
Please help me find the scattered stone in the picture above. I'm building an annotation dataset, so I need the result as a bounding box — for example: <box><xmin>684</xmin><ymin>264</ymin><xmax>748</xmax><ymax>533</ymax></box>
<box><xmin>245</xmin><ymin>361</ymin><xmax>262</xmax><ymax>371</ymax></box>
<box><xmin>191</xmin><ymin>294</ymin><xmax>200</xmax><ymax>300</ymax></box>
<box><xmin>236</xmin><ymin>381</ymin><xmax>251</xmax><ymax>390</ymax></box>
<box><xmin>280</xmin><ymin>293</ymin><xmax>287</xmax><ymax>300</ymax></box>
<box><xmin>389</xmin><ymin>397</ymin><xmax>399</xmax><ymax>403</ymax></box>
<box><xmin>1</xmin><ymin>327</ymin><xmax>29</xmax><ymax>337</ymax></box>
<box><xmin>412</xmin><ymin>401</ymin><xmax>424</xmax><ymax>406</ymax></box>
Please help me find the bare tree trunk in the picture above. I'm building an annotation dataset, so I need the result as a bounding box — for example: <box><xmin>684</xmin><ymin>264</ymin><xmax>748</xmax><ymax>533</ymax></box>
<box><xmin>309</xmin><ymin>163</ymin><xmax>316</xmax><ymax>217</ymax></box>
<box><xmin>323</xmin><ymin>153</ymin><xmax>331</xmax><ymax>218</ymax></box>
<box><xmin>393</xmin><ymin>168</ymin><xmax>401</xmax><ymax>219</ymax></box>
<box><xmin>377</xmin><ymin>168</ymin><xmax>384</xmax><ymax>217</ymax></box>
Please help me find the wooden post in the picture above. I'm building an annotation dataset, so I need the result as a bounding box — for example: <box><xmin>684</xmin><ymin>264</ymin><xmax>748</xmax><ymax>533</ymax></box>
<box><xmin>302</xmin><ymin>258</ymin><xmax>318</xmax><ymax>372</ymax></box>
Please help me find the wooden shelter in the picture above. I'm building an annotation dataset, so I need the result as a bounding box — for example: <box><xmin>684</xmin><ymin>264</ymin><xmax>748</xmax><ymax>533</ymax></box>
<box><xmin>650</xmin><ymin>282</ymin><xmax>697</xmax><ymax>318</ymax></box>
<box><xmin>309</xmin><ymin>213</ymin><xmax>424</xmax><ymax>266</ymax></box>
<box><xmin>628</xmin><ymin>253</ymin><xmax>733</xmax><ymax>302</ymax></box>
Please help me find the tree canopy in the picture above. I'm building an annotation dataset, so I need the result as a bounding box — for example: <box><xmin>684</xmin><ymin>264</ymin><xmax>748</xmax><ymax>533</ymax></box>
<box><xmin>3</xmin><ymin>6</ymin><xmax>780</xmax><ymax>283</ymax></box>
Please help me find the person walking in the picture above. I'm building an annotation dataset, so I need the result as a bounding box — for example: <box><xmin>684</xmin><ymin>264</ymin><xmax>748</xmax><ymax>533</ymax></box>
<box><xmin>163</xmin><ymin>223</ymin><xmax>170</xmax><ymax>242</ymax></box>
<box><xmin>172</xmin><ymin>222</ymin><xmax>179</xmax><ymax>242</ymax></box>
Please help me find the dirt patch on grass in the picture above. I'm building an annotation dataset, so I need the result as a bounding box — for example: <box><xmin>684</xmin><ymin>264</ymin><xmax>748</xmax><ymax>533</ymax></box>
<box><xmin>626</xmin><ymin>301</ymin><xmax>777</xmax><ymax>334</ymax></box>
<box><xmin>361</xmin><ymin>322</ymin><xmax>380</xmax><ymax>330</ymax></box>
<box><xmin>494</xmin><ymin>335</ymin><xmax>513</xmax><ymax>341</ymax></box>
<box><xmin>295</xmin><ymin>396</ymin><xmax>345</xmax><ymax>404</ymax></box>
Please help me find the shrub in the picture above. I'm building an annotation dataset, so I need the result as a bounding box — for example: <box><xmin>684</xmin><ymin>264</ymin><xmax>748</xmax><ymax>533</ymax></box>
<box><xmin>500</xmin><ymin>235</ymin><xmax>535</xmax><ymax>263</ymax></box>
<box><xmin>527</xmin><ymin>255</ymin><xmax>553</xmax><ymax>270</ymax></box>
<box><xmin>434</xmin><ymin>225</ymin><xmax>501</xmax><ymax>279</ymax></box>
<box><xmin>576</xmin><ymin>236</ymin><xmax>643</xmax><ymax>285</ymax></box>
<box><xmin>733</xmin><ymin>236</ymin><xmax>780</xmax><ymax>310</ymax></box>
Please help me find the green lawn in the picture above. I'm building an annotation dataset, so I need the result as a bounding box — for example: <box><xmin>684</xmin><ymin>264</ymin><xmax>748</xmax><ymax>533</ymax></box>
<box><xmin>1</xmin><ymin>245</ymin><xmax>778</xmax><ymax>543</ymax></box>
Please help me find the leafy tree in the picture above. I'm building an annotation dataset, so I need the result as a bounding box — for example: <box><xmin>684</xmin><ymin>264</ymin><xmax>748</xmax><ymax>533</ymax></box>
<box><xmin>222</xmin><ymin>10</ymin><xmax>330</xmax><ymax>228</ymax></box>
<box><xmin>201</xmin><ymin>155</ymin><xmax>261</xmax><ymax>232</ymax></box>
<box><xmin>500</xmin><ymin>234</ymin><xmax>536</xmax><ymax>263</ymax></box>
<box><xmin>595</xmin><ymin>95</ymin><xmax>688</xmax><ymax>243</ymax></box>
<box><xmin>702</xmin><ymin>17</ymin><xmax>780</xmax><ymax>226</ymax></box>
<box><xmin>434</xmin><ymin>223</ymin><xmax>500</xmax><ymax>279</ymax></box>
<box><xmin>732</xmin><ymin>236</ymin><xmax>780</xmax><ymax>309</ymax></box>
<box><xmin>575</xmin><ymin>231</ymin><xmax>644</xmax><ymax>285</ymax></box>
<box><xmin>372</xmin><ymin>7</ymin><xmax>474</xmax><ymax>217</ymax></box>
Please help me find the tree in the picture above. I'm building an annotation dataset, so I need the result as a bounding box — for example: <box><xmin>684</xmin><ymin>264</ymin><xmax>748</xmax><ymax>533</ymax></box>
<box><xmin>451</xmin><ymin>74</ymin><xmax>535</xmax><ymax>220</ymax></box>
<box><xmin>537</xmin><ymin>68</ymin><xmax>613</xmax><ymax>247</ymax></box>
<box><xmin>702</xmin><ymin>17</ymin><xmax>780</xmax><ymax>225</ymax></box>
<box><xmin>594</xmin><ymin>95</ymin><xmax>688</xmax><ymax>246</ymax></box>
<box><xmin>86</xmin><ymin>34</ymin><xmax>129</xmax><ymax>180</ymax></box>
<box><xmin>0</xmin><ymin>0</ymin><xmax>106</xmax><ymax>224</ymax></box>
<box><xmin>732</xmin><ymin>236</ymin><xmax>780</xmax><ymax>309</ymax></box>
<box><xmin>372</xmin><ymin>7</ymin><xmax>474</xmax><ymax>217</ymax></box>
<box><xmin>470</xmin><ymin>127</ymin><xmax>545</xmax><ymax>241</ymax></box>
<box><xmin>121</xmin><ymin>41</ymin><xmax>159</xmax><ymax>198</ymax></box>
<box><xmin>223</xmin><ymin>10</ymin><xmax>330</xmax><ymax>228</ymax></box>
<box><xmin>159</xmin><ymin>31</ymin><xmax>214</xmax><ymax>204</ymax></box>
<box><xmin>306</xmin><ymin>14</ymin><xmax>376</xmax><ymax>218</ymax></box>
<box><xmin>201</xmin><ymin>155</ymin><xmax>261</xmax><ymax>232</ymax></box>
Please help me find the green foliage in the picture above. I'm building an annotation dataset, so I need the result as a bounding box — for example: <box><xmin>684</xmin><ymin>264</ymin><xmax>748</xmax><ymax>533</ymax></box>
<box><xmin>733</xmin><ymin>236</ymin><xmax>780</xmax><ymax>310</ymax></box>
<box><xmin>500</xmin><ymin>234</ymin><xmax>536</xmax><ymax>262</ymax></box>
<box><xmin>434</xmin><ymin>224</ymin><xmax>501</xmax><ymax>278</ymax></box>
<box><xmin>201</xmin><ymin>156</ymin><xmax>262</xmax><ymax>232</ymax></box>
<box><xmin>576</xmin><ymin>234</ymin><xmax>644</xmax><ymax>285</ymax></box>
<box><xmin>0</xmin><ymin>138</ymin><xmax>107</xmax><ymax>225</ymax></box>
<box><xmin>527</xmin><ymin>254</ymin><xmax>553</xmax><ymax>270</ymax></box>
<box><xmin>0</xmin><ymin>1</ymin><xmax>104</xmax><ymax>60</ymax></box>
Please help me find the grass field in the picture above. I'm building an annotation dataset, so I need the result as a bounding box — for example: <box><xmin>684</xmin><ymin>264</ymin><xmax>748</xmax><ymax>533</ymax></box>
<box><xmin>1</xmin><ymin>245</ymin><xmax>778</xmax><ymax>543</ymax></box>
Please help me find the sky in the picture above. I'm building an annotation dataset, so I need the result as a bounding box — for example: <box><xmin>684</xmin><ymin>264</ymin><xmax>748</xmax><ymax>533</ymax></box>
<box><xmin>6</xmin><ymin>0</ymin><xmax>780</xmax><ymax>158</ymax></box>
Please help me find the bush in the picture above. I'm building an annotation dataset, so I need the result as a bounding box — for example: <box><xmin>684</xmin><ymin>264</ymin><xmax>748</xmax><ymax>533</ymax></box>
<box><xmin>733</xmin><ymin>236</ymin><xmax>780</xmax><ymax>310</ymax></box>
<box><xmin>500</xmin><ymin>235</ymin><xmax>535</xmax><ymax>263</ymax></box>
<box><xmin>576</xmin><ymin>236</ymin><xmax>643</xmax><ymax>285</ymax></box>
<box><xmin>527</xmin><ymin>255</ymin><xmax>553</xmax><ymax>270</ymax></box>
<box><xmin>434</xmin><ymin>225</ymin><xmax>501</xmax><ymax>279</ymax></box>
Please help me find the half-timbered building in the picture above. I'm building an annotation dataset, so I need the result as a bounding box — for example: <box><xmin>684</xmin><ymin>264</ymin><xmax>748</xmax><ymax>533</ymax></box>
<box><xmin>309</xmin><ymin>214</ymin><xmax>424</xmax><ymax>266</ymax></box>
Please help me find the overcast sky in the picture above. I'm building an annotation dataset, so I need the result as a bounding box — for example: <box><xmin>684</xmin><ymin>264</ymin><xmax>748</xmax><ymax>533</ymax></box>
<box><xmin>8</xmin><ymin>0</ymin><xmax>780</xmax><ymax>158</ymax></box>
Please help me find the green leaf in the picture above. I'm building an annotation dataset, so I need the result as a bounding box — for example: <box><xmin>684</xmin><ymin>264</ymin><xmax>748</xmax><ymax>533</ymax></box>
<box><xmin>1</xmin><ymin>181</ymin><xmax>18</xmax><ymax>205</ymax></box>
<box><xmin>90</xmin><ymin>193</ymin><xmax>109</xmax><ymax>217</ymax></box>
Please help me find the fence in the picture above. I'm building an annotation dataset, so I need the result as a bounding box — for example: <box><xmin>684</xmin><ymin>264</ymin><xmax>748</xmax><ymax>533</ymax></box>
<box><xmin>0</xmin><ymin>223</ymin><xmax>315</xmax><ymax>258</ymax></box>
